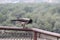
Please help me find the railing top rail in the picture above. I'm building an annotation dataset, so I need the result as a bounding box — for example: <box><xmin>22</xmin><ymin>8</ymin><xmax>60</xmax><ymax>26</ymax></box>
<box><xmin>0</xmin><ymin>26</ymin><xmax>33</xmax><ymax>31</ymax></box>
<box><xmin>0</xmin><ymin>26</ymin><xmax>60</xmax><ymax>38</ymax></box>
<box><xmin>31</xmin><ymin>28</ymin><xmax>60</xmax><ymax>38</ymax></box>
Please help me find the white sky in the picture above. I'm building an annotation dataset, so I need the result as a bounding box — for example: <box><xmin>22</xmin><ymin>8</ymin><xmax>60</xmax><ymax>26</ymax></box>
<box><xmin>0</xmin><ymin>0</ymin><xmax>59</xmax><ymax>3</ymax></box>
<box><xmin>22</xmin><ymin>0</ymin><xmax>35</xmax><ymax>3</ymax></box>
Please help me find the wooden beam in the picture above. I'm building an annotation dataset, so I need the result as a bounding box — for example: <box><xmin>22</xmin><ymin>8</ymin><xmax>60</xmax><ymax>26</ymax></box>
<box><xmin>34</xmin><ymin>32</ymin><xmax>37</xmax><ymax>40</ymax></box>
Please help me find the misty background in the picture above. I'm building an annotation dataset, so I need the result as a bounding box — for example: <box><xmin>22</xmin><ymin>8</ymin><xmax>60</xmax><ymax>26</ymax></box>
<box><xmin>0</xmin><ymin>0</ymin><xmax>60</xmax><ymax>33</ymax></box>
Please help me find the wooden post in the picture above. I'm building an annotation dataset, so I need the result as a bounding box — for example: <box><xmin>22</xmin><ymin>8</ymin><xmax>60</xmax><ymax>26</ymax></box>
<box><xmin>57</xmin><ymin>37</ymin><xmax>59</xmax><ymax>40</ymax></box>
<box><xmin>39</xmin><ymin>33</ymin><xmax>41</xmax><ymax>38</ymax></box>
<box><xmin>34</xmin><ymin>32</ymin><xmax>37</xmax><ymax>40</ymax></box>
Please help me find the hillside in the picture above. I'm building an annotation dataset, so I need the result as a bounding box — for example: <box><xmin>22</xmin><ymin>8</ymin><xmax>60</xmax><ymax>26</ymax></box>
<box><xmin>0</xmin><ymin>3</ymin><xmax>60</xmax><ymax>33</ymax></box>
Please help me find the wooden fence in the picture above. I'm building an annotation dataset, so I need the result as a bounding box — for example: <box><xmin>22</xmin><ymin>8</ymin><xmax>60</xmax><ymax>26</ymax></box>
<box><xmin>0</xmin><ymin>26</ymin><xmax>60</xmax><ymax>40</ymax></box>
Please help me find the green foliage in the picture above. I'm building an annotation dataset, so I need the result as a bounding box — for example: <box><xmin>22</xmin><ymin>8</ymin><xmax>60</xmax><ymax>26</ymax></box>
<box><xmin>0</xmin><ymin>3</ymin><xmax>60</xmax><ymax>33</ymax></box>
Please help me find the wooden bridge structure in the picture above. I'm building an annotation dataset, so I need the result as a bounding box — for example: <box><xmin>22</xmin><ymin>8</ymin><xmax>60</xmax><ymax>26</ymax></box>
<box><xmin>0</xmin><ymin>26</ymin><xmax>60</xmax><ymax>40</ymax></box>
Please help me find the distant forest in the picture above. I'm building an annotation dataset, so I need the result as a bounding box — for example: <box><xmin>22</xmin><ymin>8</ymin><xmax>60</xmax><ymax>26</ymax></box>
<box><xmin>0</xmin><ymin>3</ymin><xmax>60</xmax><ymax>33</ymax></box>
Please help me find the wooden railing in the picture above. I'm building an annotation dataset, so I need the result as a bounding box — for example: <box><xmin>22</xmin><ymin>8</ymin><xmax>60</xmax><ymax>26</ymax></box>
<box><xmin>0</xmin><ymin>26</ymin><xmax>60</xmax><ymax>40</ymax></box>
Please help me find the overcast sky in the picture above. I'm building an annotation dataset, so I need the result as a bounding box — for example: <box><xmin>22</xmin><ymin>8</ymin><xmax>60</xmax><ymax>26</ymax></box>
<box><xmin>0</xmin><ymin>0</ymin><xmax>59</xmax><ymax>3</ymax></box>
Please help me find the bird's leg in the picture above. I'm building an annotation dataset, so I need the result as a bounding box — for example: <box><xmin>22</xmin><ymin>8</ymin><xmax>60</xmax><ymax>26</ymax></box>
<box><xmin>21</xmin><ymin>24</ymin><xmax>25</xmax><ymax>28</ymax></box>
<box><xmin>21</xmin><ymin>22</ymin><xmax>26</xmax><ymax>28</ymax></box>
